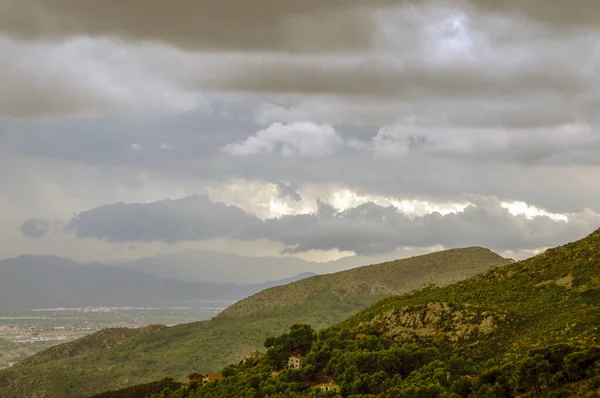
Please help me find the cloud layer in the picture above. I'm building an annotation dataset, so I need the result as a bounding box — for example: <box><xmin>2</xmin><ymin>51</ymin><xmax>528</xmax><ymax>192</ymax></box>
<box><xmin>4</xmin><ymin>0</ymin><xmax>600</xmax><ymax>120</ymax></box>
<box><xmin>3</xmin><ymin>0</ymin><xmax>600</xmax><ymax>264</ymax></box>
<box><xmin>59</xmin><ymin>195</ymin><xmax>600</xmax><ymax>256</ymax></box>
<box><xmin>3</xmin><ymin>0</ymin><xmax>600</xmax><ymax>52</ymax></box>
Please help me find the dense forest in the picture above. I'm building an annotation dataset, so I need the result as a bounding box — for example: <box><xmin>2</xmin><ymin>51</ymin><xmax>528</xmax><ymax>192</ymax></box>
<box><xmin>95</xmin><ymin>323</ymin><xmax>600</xmax><ymax>397</ymax></box>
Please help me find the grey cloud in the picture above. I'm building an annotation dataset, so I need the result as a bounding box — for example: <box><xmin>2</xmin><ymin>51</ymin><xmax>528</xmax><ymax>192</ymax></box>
<box><xmin>253</xmin><ymin>95</ymin><xmax>597</xmax><ymax>130</ymax></box>
<box><xmin>3</xmin><ymin>105</ymin><xmax>256</xmax><ymax>167</ymax></box>
<box><xmin>20</xmin><ymin>219</ymin><xmax>50</xmax><ymax>238</ymax></box>
<box><xmin>463</xmin><ymin>0</ymin><xmax>600</xmax><ymax>29</ymax></box>
<box><xmin>0</xmin><ymin>37</ymin><xmax>207</xmax><ymax>117</ymax></box>
<box><xmin>63</xmin><ymin>195</ymin><xmax>600</xmax><ymax>255</ymax></box>
<box><xmin>212</xmin><ymin>60</ymin><xmax>591</xmax><ymax>102</ymax></box>
<box><xmin>1</xmin><ymin>1</ymin><xmax>600</xmax><ymax>54</ymax></box>
<box><xmin>66</xmin><ymin>195</ymin><xmax>261</xmax><ymax>243</ymax></box>
<box><xmin>367</xmin><ymin>124</ymin><xmax>600</xmax><ymax>163</ymax></box>
<box><xmin>0</xmin><ymin>0</ymin><xmax>372</xmax><ymax>53</ymax></box>
<box><xmin>245</xmin><ymin>196</ymin><xmax>600</xmax><ymax>255</ymax></box>
<box><xmin>3</xmin><ymin>3</ymin><xmax>600</xmax><ymax>119</ymax></box>
<box><xmin>6</xmin><ymin>117</ymin><xmax>600</xmax><ymax>215</ymax></box>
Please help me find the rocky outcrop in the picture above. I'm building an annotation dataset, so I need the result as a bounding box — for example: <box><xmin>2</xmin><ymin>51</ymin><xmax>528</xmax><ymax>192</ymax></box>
<box><xmin>361</xmin><ymin>302</ymin><xmax>507</xmax><ymax>343</ymax></box>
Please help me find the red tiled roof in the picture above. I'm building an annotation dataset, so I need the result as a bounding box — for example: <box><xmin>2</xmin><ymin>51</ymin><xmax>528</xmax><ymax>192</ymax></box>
<box><xmin>205</xmin><ymin>373</ymin><xmax>224</xmax><ymax>381</ymax></box>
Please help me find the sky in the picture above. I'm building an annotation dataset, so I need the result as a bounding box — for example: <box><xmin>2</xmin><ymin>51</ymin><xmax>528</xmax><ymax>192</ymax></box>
<box><xmin>1</xmin><ymin>0</ymin><xmax>600</xmax><ymax>267</ymax></box>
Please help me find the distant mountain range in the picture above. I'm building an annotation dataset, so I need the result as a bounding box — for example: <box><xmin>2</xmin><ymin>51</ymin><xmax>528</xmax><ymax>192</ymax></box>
<box><xmin>117</xmin><ymin>250</ymin><xmax>324</xmax><ymax>284</ymax></box>
<box><xmin>0</xmin><ymin>247</ymin><xmax>445</xmax><ymax>310</ymax></box>
<box><xmin>0</xmin><ymin>255</ymin><xmax>316</xmax><ymax>310</ymax></box>
<box><xmin>112</xmin><ymin>248</ymin><xmax>445</xmax><ymax>284</ymax></box>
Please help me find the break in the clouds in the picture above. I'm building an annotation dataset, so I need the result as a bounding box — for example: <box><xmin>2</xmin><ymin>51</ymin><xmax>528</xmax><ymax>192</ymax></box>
<box><xmin>61</xmin><ymin>195</ymin><xmax>600</xmax><ymax>256</ymax></box>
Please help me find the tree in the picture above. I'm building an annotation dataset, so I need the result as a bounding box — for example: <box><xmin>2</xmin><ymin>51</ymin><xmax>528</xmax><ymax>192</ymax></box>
<box><xmin>287</xmin><ymin>324</ymin><xmax>316</xmax><ymax>355</ymax></box>
<box><xmin>222</xmin><ymin>365</ymin><xmax>237</xmax><ymax>378</ymax></box>
<box><xmin>264</xmin><ymin>336</ymin><xmax>276</xmax><ymax>349</ymax></box>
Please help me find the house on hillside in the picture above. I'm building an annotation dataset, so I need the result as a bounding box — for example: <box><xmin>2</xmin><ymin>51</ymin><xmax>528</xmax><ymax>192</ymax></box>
<box><xmin>288</xmin><ymin>353</ymin><xmax>303</xmax><ymax>369</ymax></box>
<box><xmin>202</xmin><ymin>373</ymin><xmax>224</xmax><ymax>384</ymax></box>
<box><xmin>315</xmin><ymin>382</ymin><xmax>341</xmax><ymax>393</ymax></box>
<box><xmin>183</xmin><ymin>372</ymin><xmax>205</xmax><ymax>386</ymax></box>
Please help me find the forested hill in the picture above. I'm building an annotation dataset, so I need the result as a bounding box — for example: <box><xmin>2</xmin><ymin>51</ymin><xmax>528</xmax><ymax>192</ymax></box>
<box><xmin>0</xmin><ymin>247</ymin><xmax>509</xmax><ymax>398</ymax></box>
<box><xmin>104</xmin><ymin>228</ymin><xmax>600</xmax><ymax>397</ymax></box>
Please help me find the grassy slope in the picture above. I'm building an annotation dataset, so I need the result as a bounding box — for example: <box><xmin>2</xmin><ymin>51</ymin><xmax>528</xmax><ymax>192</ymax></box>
<box><xmin>341</xmin><ymin>228</ymin><xmax>600</xmax><ymax>361</ymax></box>
<box><xmin>0</xmin><ymin>247</ymin><xmax>508</xmax><ymax>398</ymax></box>
<box><xmin>217</xmin><ymin>247</ymin><xmax>506</xmax><ymax>319</ymax></box>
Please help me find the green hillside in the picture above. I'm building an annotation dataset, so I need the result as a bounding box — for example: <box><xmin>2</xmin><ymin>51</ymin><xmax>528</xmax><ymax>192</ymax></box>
<box><xmin>0</xmin><ymin>247</ymin><xmax>508</xmax><ymax>398</ymax></box>
<box><xmin>111</xmin><ymin>228</ymin><xmax>600</xmax><ymax>397</ymax></box>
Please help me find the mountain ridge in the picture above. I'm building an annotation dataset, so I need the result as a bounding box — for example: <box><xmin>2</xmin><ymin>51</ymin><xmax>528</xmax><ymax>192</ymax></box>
<box><xmin>92</xmin><ymin>229</ymin><xmax>600</xmax><ymax>397</ymax></box>
<box><xmin>0</xmin><ymin>247</ymin><xmax>510</xmax><ymax>397</ymax></box>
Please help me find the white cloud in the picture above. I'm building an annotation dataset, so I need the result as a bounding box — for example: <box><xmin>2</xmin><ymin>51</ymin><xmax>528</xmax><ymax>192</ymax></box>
<box><xmin>206</xmin><ymin>180</ymin><xmax>473</xmax><ymax>220</ymax></box>
<box><xmin>223</xmin><ymin>122</ymin><xmax>342</xmax><ymax>157</ymax></box>
<box><xmin>501</xmin><ymin>201</ymin><xmax>569</xmax><ymax>222</ymax></box>
<box><xmin>326</xmin><ymin>189</ymin><xmax>470</xmax><ymax>217</ymax></box>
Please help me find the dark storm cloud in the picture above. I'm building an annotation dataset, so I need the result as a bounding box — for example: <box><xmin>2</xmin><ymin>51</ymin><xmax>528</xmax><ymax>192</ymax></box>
<box><xmin>65</xmin><ymin>195</ymin><xmax>261</xmax><ymax>243</ymax></box>
<box><xmin>20</xmin><ymin>219</ymin><xmax>50</xmax><ymax>238</ymax></box>
<box><xmin>2</xmin><ymin>0</ymin><xmax>600</xmax><ymax>52</ymax></box>
<box><xmin>63</xmin><ymin>195</ymin><xmax>600</xmax><ymax>255</ymax></box>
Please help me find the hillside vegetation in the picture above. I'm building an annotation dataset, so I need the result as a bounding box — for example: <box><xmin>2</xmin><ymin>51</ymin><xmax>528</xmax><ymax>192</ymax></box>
<box><xmin>114</xmin><ymin>228</ymin><xmax>600</xmax><ymax>398</ymax></box>
<box><xmin>218</xmin><ymin>247</ymin><xmax>506</xmax><ymax>319</ymax></box>
<box><xmin>0</xmin><ymin>247</ymin><xmax>508</xmax><ymax>398</ymax></box>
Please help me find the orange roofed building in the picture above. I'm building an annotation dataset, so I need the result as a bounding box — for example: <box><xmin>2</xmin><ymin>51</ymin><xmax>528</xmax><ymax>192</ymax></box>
<box><xmin>202</xmin><ymin>373</ymin><xmax>224</xmax><ymax>384</ymax></box>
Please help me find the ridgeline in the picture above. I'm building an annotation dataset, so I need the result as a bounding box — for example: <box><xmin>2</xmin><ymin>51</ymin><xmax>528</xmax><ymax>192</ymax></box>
<box><xmin>94</xmin><ymin>229</ymin><xmax>600</xmax><ymax>397</ymax></box>
<box><xmin>0</xmin><ymin>247</ymin><xmax>508</xmax><ymax>397</ymax></box>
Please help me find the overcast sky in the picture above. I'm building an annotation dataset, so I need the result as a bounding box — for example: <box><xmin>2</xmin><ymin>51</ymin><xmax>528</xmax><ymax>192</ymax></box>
<box><xmin>1</xmin><ymin>0</ymin><xmax>600</xmax><ymax>267</ymax></box>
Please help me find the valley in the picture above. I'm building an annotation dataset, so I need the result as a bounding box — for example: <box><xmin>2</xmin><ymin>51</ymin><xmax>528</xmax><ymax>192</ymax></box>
<box><xmin>0</xmin><ymin>305</ymin><xmax>233</xmax><ymax>370</ymax></box>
